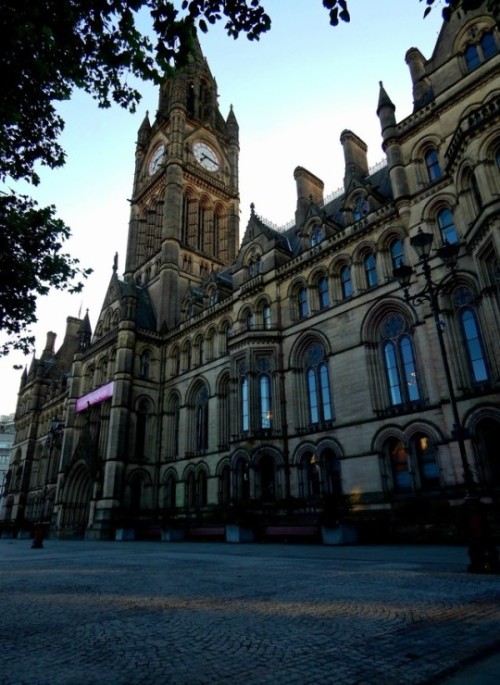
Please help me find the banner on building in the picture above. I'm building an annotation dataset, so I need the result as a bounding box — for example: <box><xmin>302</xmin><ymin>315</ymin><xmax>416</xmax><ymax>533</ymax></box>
<box><xmin>76</xmin><ymin>381</ymin><xmax>115</xmax><ymax>413</ymax></box>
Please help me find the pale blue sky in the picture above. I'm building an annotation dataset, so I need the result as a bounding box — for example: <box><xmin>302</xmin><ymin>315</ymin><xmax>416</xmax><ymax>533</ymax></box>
<box><xmin>0</xmin><ymin>0</ymin><xmax>445</xmax><ymax>415</ymax></box>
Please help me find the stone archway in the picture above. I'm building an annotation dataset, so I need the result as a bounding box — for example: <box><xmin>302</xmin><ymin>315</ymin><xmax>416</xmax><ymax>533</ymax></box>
<box><xmin>58</xmin><ymin>463</ymin><xmax>92</xmax><ymax>537</ymax></box>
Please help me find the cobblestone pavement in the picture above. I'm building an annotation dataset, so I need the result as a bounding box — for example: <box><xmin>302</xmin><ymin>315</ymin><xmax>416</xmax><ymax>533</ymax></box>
<box><xmin>1</xmin><ymin>540</ymin><xmax>499</xmax><ymax>685</ymax></box>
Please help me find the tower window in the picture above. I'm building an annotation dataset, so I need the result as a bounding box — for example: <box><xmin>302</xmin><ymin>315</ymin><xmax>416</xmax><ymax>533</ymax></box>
<box><xmin>437</xmin><ymin>208</ymin><xmax>458</xmax><ymax>244</ymax></box>
<box><xmin>465</xmin><ymin>43</ymin><xmax>481</xmax><ymax>70</ymax></box>
<box><xmin>297</xmin><ymin>287</ymin><xmax>309</xmax><ymax>319</ymax></box>
<box><xmin>424</xmin><ymin>149</ymin><xmax>442</xmax><ymax>182</ymax></box>
<box><xmin>340</xmin><ymin>265</ymin><xmax>352</xmax><ymax>299</ymax></box>
<box><xmin>481</xmin><ymin>31</ymin><xmax>497</xmax><ymax>59</ymax></box>
<box><xmin>364</xmin><ymin>253</ymin><xmax>378</xmax><ymax>288</ymax></box>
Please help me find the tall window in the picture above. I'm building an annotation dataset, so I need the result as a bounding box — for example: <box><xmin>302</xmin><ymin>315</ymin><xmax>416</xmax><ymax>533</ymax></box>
<box><xmin>139</xmin><ymin>350</ymin><xmax>150</xmax><ymax>379</ymax></box>
<box><xmin>297</xmin><ymin>286</ymin><xmax>309</xmax><ymax>319</ymax></box>
<box><xmin>414</xmin><ymin>433</ymin><xmax>440</xmax><ymax>489</ymax></box>
<box><xmin>386</xmin><ymin>438</ymin><xmax>412</xmax><ymax>491</ymax></box>
<box><xmin>353</xmin><ymin>195</ymin><xmax>368</xmax><ymax>221</ymax></box>
<box><xmin>453</xmin><ymin>287</ymin><xmax>489</xmax><ymax>384</ymax></box>
<box><xmin>166</xmin><ymin>394</ymin><xmax>180</xmax><ymax>458</ymax></box>
<box><xmin>135</xmin><ymin>400</ymin><xmax>149</xmax><ymax>460</ymax></box>
<box><xmin>481</xmin><ymin>31</ymin><xmax>497</xmax><ymax>59</ymax></box>
<box><xmin>305</xmin><ymin>344</ymin><xmax>333</xmax><ymax>425</ymax></box>
<box><xmin>437</xmin><ymin>208</ymin><xmax>458</xmax><ymax>244</ymax></box>
<box><xmin>259</xmin><ymin>375</ymin><xmax>272</xmax><ymax>429</ymax></box>
<box><xmin>381</xmin><ymin>314</ymin><xmax>420</xmax><ymax>406</ymax></box>
<box><xmin>465</xmin><ymin>43</ymin><xmax>480</xmax><ymax>70</ymax></box>
<box><xmin>340</xmin><ymin>265</ymin><xmax>352</xmax><ymax>298</ymax></box>
<box><xmin>318</xmin><ymin>276</ymin><xmax>330</xmax><ymax>310</ymax></box>
<box><xmin>241</xmin><ymin>375</ymin><xmax>249</xmax><ymax>432</ymax></box>
<box><xmin>390</xmin><ymin>239</ymin><xmax>405</xmax><ymax>270</ymax></box>
<box><xmin>364</xmin><ymin>253</ymin><xmax>378</xmax><ymax>288</ymax></box>
<box><xmin>262</xmin><ymin>304</ymin><xmax>271</xmax><ymax>330</ymax></box>
<box><xmin>310</xmin><ymin>224</ymin><xmax>324</xmax><ymax>247</ymax></box>
<box><xmin>424</xmin><ymin>149</ymin><xmax>442</xmax><ymax>182</ymax></box>
<box><xmin>195</xmin><ymin>387</ymin><xmax>209</xmax><ymax>451</ymax></box>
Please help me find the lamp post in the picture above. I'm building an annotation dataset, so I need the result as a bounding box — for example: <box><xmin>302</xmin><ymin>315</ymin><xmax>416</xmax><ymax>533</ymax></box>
<box><xmin>43</xmin><ymin>418</ymin><xmax>64</xmax><ymax>523</ymax></box>
<box><xmin>393</xmin><ymin>229</ymin><xmax>475</xmax><ymax>493</ymax></box>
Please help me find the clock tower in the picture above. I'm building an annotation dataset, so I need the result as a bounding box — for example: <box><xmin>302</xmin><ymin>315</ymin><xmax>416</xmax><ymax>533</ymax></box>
<box><xmin>124</xmin><ymin>36</ymin><xmax>239</xmax><ymax>330</ymax></box>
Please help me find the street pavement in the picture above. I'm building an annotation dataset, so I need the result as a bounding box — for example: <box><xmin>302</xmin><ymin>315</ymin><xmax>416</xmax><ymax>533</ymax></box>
<box><xmin>0</xmin><ymin>540</ymin><xmax>499</xmax><ymax>685</ymax></box>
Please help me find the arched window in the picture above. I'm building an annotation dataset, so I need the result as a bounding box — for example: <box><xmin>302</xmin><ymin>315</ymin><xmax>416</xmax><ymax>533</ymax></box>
<box><xmin>381</xmin><ymin>313</ymin><xmax>421</xmax><ymax>406</ymax></box>
<box><xmin>424</xmin><ymin>149</ymin><xmax>442</xmax><ymax>182</ymax></box>
<box><xmin>186</xmin><ymin>471</ymin><xmax>196</xmax><ymax>509</ymax></box>
<box><xmin>465</xmin><ymin>43</ymin><xmax>480</xmax><ymax>70</ymax></box>
<box><xmin>453</xmin><ymin>286</ymin><xmax>489</xmax><ymax>384</ymax></box>
<box><xmin>364</xmin><ymin>253</ymin><xmax>378</xmax><ymax>288</ymax></box>
<box><xmin>139</xmin><ymin>350</ymin><xmax>150</xmax><ymax>379</ymax></box>
<box><xmin>353</xmin><ymin>195</ymin><xmax>368</xmax><ymax>221</ymax></box>
<box><xmin>195</xmin><ymin>387</ymin><xmax>209</xmax><ymax>451</ymax></box>
<box><xmin>262</xmin><ymin>304</ymin><xmax>271</xmax><ymax>330</ymax></box>
<box><xmin>259</xmin><ymin>454</ymin><xmax>276</xmax><ymax>501</ymax></box>
<box><xmin>219</xmin><ymin>465</ymin><xmax>231</xmax><ymax>505</ymax></box>
<box><xmin>299</xmin><ymin>453</ymin><xmax>321</xmax><ymax>498</ymax></box>
<box><xmin>413</xmin><ymin>433</ymin><xmax>440</xmax><ymax>489</ymax></box>
<box><xmin>470</xmin><ymin>171</ymin><xmax>482</xmax><ymax>210</ymax></box>
<box><xmin>305</xmin><ymin>344</ymin><xmax>333</xmax><ymax>426</ymax></box>
<box><xmin>318</xmin><ymin>276</ymin><xmax>330</xmax><ymax>310</ymax></box>
<box><xmin>166</xmin><ymin>394</ymin><xmax>180</xmax><ymax>458</ymax></box>
<box><xmin>385</xmin><ymin>438</ymin><xmax>412</xmax><ymax>491</ymax></box>
<box><xmin>297</xmin><ymin>286</ymin><xmax>309</xmax><ymax>319</ymax></box>
<box><xmin>164</xmin><ymin>475</ymin><xmax>176</xmax><ymax>511</ymax></box>
<box><xmin>481</xmin><ymin>31</ymin><xmax>497</xmax><ymax>59</ymax></box>
<box><xmin>310</xmin><ymin>224</ymin><xmax>324</xmax><ymax>247</ymax></box>
<box><xmin>321</xmin><ymin>448</ymin><xmax>342</xmax><ymax>497</ymax></box>
<box><xmin>259</xmin><ymin>374</ymin><xmax>272</xmax><ymax>429</ymax></box>
<box><xmin>172</xmin><ymin>347</ymin><xmax>180</xmax><ymax>376</ymax></box>
<box><xmin>390</xmin><ymin>239</ymin><xmax>405</xmax><ymax>270</ymax></box>
<box><xmin>197</xmin><ymin>471</ymin><xmax>207</xmax><ymax>508</ymax></box>
<box><xmin>340</xmin><ymin>265</ymin><xmax>352</xmax><ymax>299</ymax></box>
<box><xmin>234</xmin><ymin>457</ymin><xmax>250</xmax><ymax>501</ymax></box>
<box><xmin>460</xmin><ymin>308</ymin><xmax>489</xmax><ymax>383</ymax></box>
<box><xmin>437</xmin><ymin>208</ymin><xmax>458</xmax><ymax>244</ymax></box>
<box><xmin>135</xmin><ymin>400</ymin><xmax>149</xmax><ymax>460</ymax></box>
<box><xmin>241</xmin><ymin>375</ymin><xmax>249</xmax><ymax>432</ymax></box>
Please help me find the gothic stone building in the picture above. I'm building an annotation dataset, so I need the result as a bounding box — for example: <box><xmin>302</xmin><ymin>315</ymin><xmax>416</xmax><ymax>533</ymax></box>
<box><xmin>2</xmin><ymin>3</ymin><xmax>500</xmax><ymax>541</ymax></box>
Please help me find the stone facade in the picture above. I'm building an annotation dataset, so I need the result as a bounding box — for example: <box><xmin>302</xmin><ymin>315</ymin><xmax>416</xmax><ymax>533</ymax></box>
<box><xmin>2</xmin><ymin>3</ymin><xmax>500</xmax><ymax>541</ymax></box>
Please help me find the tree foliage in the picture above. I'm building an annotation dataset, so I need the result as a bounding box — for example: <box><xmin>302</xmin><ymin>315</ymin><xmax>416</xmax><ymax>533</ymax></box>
<box><xmin>0</xmin><ymin>0</ymin><xmax>495</xmax><ymax>356</ymax></box>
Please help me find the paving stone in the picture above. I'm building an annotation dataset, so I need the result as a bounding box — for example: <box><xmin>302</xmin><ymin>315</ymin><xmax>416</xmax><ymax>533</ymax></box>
<box><xmin>0</xmin><ymin>541</ymin><xmax>499</xmax><ymax>684</ymax></box>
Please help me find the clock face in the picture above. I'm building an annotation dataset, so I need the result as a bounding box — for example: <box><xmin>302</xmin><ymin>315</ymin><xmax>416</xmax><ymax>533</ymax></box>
<box><xmin>148</xmin><ymin>143</ymin><xmax>165</xmax><ymax>175</ymax></box>
<box><xmin>192</xmin><ymin>141</ymin><xmax>220</xmax><ymax>172</ymax></box>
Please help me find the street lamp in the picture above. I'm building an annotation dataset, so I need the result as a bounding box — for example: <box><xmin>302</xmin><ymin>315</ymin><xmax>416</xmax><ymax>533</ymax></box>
<box><xmin>393</xmin><ymin>228</ymin><xmax>475</xmax><ymax>493</ymax></box>
<box><xmin>43</xmin><ymin>418</ymin><xmax>64</xmax><ymax>521</ymax></box>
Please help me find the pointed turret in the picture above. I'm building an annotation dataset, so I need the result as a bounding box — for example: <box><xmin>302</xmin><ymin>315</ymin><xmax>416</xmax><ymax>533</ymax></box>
<box><xmin>377</xmin><ymin>81</ymin><xmax>396</xmax><ymax>137</ymax></box>
<box><xmin>137</xmin><ymin>111</ymin><xmax>151</xmax><ymax>148</ymax></box>
<box><xmin>376</xmin><ymin>82</ymin><xmax>408</xmax><ymax>202</ymax></box>
<box><xmin>78</xmin><ymin>310</ymin><xmax>92</xmax><ymax>352</ymax></box>
<box><xmin>226</xmin><ymin>105</ymin><xmax>239</xmax><ymax>144</ymax></box>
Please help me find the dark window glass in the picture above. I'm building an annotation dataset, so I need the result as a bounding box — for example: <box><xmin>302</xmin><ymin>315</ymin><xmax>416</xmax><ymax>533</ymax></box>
<box><xmin>437</xmin><ymin>208</ymin><xmax>458</xmax><ymax>244</ymax></box>
<box><xmin>390</xmin><ymin>239</ymin><xmax>405</xmax><ymax>270</ymax></box>
<box><xmin>241</xmin><ymin>377</ymin><xmax>249</xmax><ymax>432</ymax></box>
<box><xmin>460</xmin><ymin>308</ymin><xmax>489</xmax><ymax>383</ymax></box>
<box><xmin>364</xmin><ymin>253</ymin><xmax>378</xmax><ymax>287</ymax></box>
<box><xmin>465</xmin><ymin>43</ymin><xmax>481</xmax><ymax>70</ymax></box>
<box><xmin>318</xmin><ymin>277</ymin><xmax>330</xmax><ymax>310</ymax></box>
<box><xmin>340</xmin><ymin>265</ymin><xmax>352</xmax><ymax>298</ymax></box>
<box><xmin>298</xmin><ymin>287</ymin><xmax>308</xmax><ymax>319</ymax></box>
<box><xmin>425</xmin><ymin>149</ymin><xmax>441</xmax><ymax>182</ymax></box>
<box><xmin>259</xmin><ymin>374</ymin><xmax>272</xmax><ymax>429</ymax></box>
<box><xmin>481</xmin><ymin>31</ymin><xmax>497</xmax><ymax>59</ymax></box>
